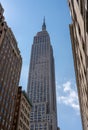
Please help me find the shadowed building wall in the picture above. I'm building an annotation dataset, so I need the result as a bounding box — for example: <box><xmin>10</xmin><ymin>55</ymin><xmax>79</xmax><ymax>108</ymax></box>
<box><xmin>0</xmin><ymin>3</ymin><xmax>22</xmax><ymax>130</ymax></box>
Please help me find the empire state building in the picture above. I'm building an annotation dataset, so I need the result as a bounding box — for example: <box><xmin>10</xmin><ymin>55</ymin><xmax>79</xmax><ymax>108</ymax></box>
<box><xmin>27</xmin><ymin>18</ymin><xmax>58</xmax><ymax>130</ymax></box>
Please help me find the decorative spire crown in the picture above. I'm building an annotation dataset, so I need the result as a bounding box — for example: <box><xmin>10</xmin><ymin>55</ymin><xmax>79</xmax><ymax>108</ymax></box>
<box><xmin>42</xmin><ymin>17</ymin><xmax>46</xmax><ymax>31</ymax></box>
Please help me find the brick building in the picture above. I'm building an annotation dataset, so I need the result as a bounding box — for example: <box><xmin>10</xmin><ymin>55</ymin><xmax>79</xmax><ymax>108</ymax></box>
<box><xmin>0</xmin><ymin>3</ymin><xmax>22</xmax><ymax>130</ymax></box>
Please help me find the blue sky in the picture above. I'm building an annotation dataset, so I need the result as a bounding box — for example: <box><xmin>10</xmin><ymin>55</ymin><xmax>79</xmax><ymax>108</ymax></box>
<box><xmin>1</xmin><ymin>0</ymin><xmax>82</xmax><ymax>130</ymax></box>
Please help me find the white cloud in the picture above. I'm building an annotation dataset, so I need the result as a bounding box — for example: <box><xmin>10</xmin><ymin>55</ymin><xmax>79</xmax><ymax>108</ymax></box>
<box><xmin>63</xmin><ymin>81</ymin><xmax>72</xmax><ymax>92</ymax></box>
<box><xmin>56</xmin><ymin>81</ymin><xmax>80</xmax><ymax>113</ymax></box>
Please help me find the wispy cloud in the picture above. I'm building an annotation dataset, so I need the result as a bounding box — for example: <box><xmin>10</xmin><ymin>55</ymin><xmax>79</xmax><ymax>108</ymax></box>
<box><xmin>56</xmin><ymin>81</ymin><xmax>80</xmax><ymax>113</ymax></box>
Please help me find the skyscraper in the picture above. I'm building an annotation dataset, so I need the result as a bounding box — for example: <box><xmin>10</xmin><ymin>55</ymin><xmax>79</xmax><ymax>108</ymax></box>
<box><xmin>0</xmin><ymin>3</ymin><xmax>22</xmax><ymax>130</ymax></box>
<box><xmin>68</xmin><ymin>0</ymin><xmax>88</xmax><ymax>130</ymax></box>
<box><xmin>27</xmin><ymin>18</ymin><xmax>58</xmax><ymax>130</ymax></box>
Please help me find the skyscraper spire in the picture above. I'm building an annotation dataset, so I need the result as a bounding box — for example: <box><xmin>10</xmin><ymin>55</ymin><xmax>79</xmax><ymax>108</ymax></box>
<box><xmin>42</xmin><ymin>16</ymin><xmax>46</xmax><ymax>31</ymax></box>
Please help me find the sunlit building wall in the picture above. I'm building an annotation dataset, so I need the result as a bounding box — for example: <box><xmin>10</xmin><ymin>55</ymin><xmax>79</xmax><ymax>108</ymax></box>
<box><xmin>68</xmin><ymin>0</ymin><xmax>88</xmax><ymax>130</ymax></box>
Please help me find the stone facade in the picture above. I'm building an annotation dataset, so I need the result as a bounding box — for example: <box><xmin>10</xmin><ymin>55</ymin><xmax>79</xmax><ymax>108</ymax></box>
<box><xmin>68</xmin><ymin>0</ymin><xmax>88</xmax><ymax>130</ymax></box>
<box><xmin>13</xmin><ymin>87</ymin><xmax>32</xmax><ymax>130</ymax></box>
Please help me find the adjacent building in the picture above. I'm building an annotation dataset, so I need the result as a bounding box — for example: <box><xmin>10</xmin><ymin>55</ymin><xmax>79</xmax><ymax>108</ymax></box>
<box><xmin>0</xmin><ymin>3</ymin><xmax>22</xmax><ymax>130</ymax></box>
<box><xmin>13</xmin><ymin>87</ymin><xmax>32</xmax><ymax>130</ymax></box>
<box><xmin>27</xmin><ymin>18</ymin><xmax>58</xmax><ymax>130</ymax></box>
<box><xmin>57</xmin><ymin>127</ymin><xmax>60</xmax><ymax>130</ymax></box>
<box><xmin>68</xmin><ymin>0</ymin><xmax>88</xmax><ymax>130</ymax></box>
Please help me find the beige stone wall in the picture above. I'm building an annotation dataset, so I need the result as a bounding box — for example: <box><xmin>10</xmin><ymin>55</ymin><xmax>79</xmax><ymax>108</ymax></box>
<box><xmin>17</xmin><ymin>93</ymin><xmax>31</xmax><ymax>130</ymax></box>
<box><xmin>68</xmin><ymin>0</ymin><xmax>88</xmax><ymax>130</ymax></box>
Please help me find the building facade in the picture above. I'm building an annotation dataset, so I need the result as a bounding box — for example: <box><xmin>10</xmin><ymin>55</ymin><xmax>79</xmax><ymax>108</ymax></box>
<box><xmin>13</xmin><ymin>87</ymin><xmax>32</xmax><ymax>130</ymax></box>
<box><xmin>68</xmin><ymin>0</ymin><xmax>88</xmax><ymax>130</ymax></box>
<box><xmin>0</xmin><ymin>3</ymin><xmax>22</xmax><ymax>130</ymax></box>
<box><xmin>57</xmin><ymin>127</ymin><xmax>60</xmax><ymax>130</ymax></box>
<box><xmin>27</xmin><ymin>19</ymin><xmax>58</xmax><ymax>130</ymax></box>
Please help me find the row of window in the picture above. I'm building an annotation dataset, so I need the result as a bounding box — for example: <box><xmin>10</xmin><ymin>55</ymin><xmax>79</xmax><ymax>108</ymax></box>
<box><xmin>20</xmin><ymin>111</ymin><xmax>29</xmax><ymax>126</ymax></box>
<box><xmin>22</xmin><ymin>97</ymin><xmax>31</xmax><ymax>111</ymax></box>
<box><xmin>34</xmin><ymin>35</ymin><xmax>50</xmax><ymax>44</ymax></box>
<box><xmin>21</xmin><ymin>103</ymin><xmax>30</xmax><ymax>118</ymax></box>
<box><xmin>19</xmin><ymin>119</ymin><xmax>29</xmax><ymax>130</ymax></box>
<box><xmin>30</xmin><ymin>123</ymin><xmax>48</xmax><ymax>130</ymax></box>
<box><xmin>32</xmin><ymin>43</ymin><xmax>50</xmax><ymax>59</ymax></box>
